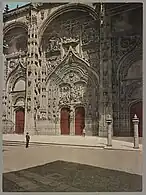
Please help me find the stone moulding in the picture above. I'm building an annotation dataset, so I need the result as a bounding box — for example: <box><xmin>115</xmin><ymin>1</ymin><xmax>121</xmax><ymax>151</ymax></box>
<box><xmin>45</xmin><ymin>46</ymin><xmax>99</xmax><ymax>86</ymax></box>
<box><xmin>3</xmin><ymin>4</ymin><xmax>31</xmax><ymax>22</ymax></box>
<box><xmin>3</xmin><ymin>21</ymin><xmax>28</xmax><ymax>35</ymax></box>
<box><xmin>38</xmin><ymin>3</ymin><xmax>99</xmax><ymax>46</ymax></box>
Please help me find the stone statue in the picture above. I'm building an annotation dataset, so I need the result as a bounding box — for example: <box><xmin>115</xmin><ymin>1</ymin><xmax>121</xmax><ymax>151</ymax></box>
<box><xmin>27</xmin><ymin>100</ymin><xmax>31</xmax><ymax>111</ymax></box>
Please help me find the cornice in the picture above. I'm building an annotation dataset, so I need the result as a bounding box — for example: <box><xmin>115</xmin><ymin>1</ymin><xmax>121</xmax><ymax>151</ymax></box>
<box><xmin>3</xmin><ymin>4</ymin><xmax>31</xmax><ymax>22</ymax></box>
<box><xmin>3</xmin><ymin>3</ymin><xmax>68</xmax><ymax>22</ymax></box>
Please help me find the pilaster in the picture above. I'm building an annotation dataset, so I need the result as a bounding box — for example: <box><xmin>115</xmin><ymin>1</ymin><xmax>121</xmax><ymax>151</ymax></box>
<box><xmin>98</xmin><ymin>3</ymin><xmax>113</xmax><ymax>136</ymax></box>
<box><xmin>24</xmin><ymin>8</ymin><xmax>40</xmax><ymax>135</ymax></box>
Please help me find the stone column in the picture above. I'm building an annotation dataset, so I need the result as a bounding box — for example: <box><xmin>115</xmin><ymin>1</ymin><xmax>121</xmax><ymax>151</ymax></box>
<box><xmin>106</xmin><ymin>114</ymin><xmax>112</xmax><ymax>147</ymax></box>
<box><xmin>132</xmin><ymin>114</ymin><xmax>139</xmax><ymax>149</ymax></box>
<box><xmin>70</xmin><ymin>106</ymin><xmax>75</xmax><ymax>135</ymax></box>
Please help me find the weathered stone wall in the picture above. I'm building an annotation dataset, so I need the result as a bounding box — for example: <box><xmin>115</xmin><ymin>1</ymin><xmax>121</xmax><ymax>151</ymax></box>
<box><xmin>111</xmin><ymin>5</ymin><xmax>143</xmax><ymax>136</ymax></box>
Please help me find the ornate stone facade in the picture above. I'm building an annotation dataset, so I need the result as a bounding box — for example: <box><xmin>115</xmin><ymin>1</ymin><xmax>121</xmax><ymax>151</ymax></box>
<box><xmin>2</xmin><ymin>3</ymin><xmax>143</xmax><ymax>136</ymax></box>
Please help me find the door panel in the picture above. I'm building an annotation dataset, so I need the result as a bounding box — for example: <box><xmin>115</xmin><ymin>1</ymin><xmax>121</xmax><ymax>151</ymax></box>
<box><xmin>60</xmin><ymin>107</ymin><xmax>70</xmax><ymax>135</ymax></box>
<box><xmin>75</xmin><ymin>107</ymin><xmax>85</xmax><ymax>135</ymax></box>
<box><xmin>15</xmin><ymin>110</ymin><xmax>25</xmax><ymax>134</ymax></box>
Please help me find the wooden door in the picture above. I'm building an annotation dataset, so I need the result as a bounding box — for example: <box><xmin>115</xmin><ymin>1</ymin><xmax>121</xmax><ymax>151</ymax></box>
<box><xmin>60</xmin><ymin>107</ymin><xmax>70</xmax><ymax>135</ymax></box>
<box><xmin>130</xmin><ymin>101</ymin><xmax>142</xmax><ymax>137</ymax></box>
<box><xmin>75</xmin><ymin>107</ymin><xmax>85</xmax><ymax>135</ymax></box>
<box><xmin>15</xmin><ymin>109</ymin><xmax>25</xmax><ymax>134</ymax></box>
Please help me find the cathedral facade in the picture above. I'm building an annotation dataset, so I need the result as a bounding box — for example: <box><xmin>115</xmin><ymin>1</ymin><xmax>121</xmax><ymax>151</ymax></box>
<box><xmin>2</xmin><ymin>3</ymin><xmax>143</xmax><ymax>137</ymax></box>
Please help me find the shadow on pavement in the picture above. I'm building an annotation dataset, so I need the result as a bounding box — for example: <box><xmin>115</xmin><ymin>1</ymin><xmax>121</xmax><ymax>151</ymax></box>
<box><xmin>3</xmin><ymin>160</ymin><xmax>142</xmax><ymax>192</ymax></box>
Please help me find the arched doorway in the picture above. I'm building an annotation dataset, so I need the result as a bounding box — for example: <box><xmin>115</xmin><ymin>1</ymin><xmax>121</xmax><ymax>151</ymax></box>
<box><xmin>130</xmin><ymin>101</ymin><xmax>142</xmax><ymax>137</ymax></box>
<box><xmin>60</xmin><ymin>107</ymin><xmax>70</xmax><ymax>135</ymax></box>
<box><xmin>15</xmin><ymin>108</ymin><xmax>25</xmax><ymax>134</ymax></box>
<box><xmin>75</xmin><ymin>107</ymin><xmax>85</xmax><ymax>135</ymax></box>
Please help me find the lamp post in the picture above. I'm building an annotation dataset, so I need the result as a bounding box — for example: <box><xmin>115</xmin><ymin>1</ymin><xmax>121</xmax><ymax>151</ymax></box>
<box><xmin>106</xmin><ymin>114</ymin><xmax>112</xmax><ymax>147</ymax></box>
<box><xmin>132</xmin><ymin>114</ymin><xmax>139</xmax><ymax>149</ymax></box>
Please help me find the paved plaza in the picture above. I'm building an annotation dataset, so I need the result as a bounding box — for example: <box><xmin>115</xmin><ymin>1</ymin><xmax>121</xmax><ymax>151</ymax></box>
<box><xmin>3</xmin><ymin>139</ymin><xmax>142</xmax><ymax>192</ymax></box>
<box><xmin>3</xmin><ymin>134</ymin><xmax>143</xmax><ymax>151</ymax></box>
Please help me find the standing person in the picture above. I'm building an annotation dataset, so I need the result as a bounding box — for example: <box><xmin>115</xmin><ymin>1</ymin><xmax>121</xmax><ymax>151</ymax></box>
<box><xmin>83</xmin><ymin>127</ymin><xmax>86</xmax><ymax>137</ymax></box>
<box><xmin>26</xmin><ymin>132</ymin><xmax>30</xmax><ymax>148</ymax></box>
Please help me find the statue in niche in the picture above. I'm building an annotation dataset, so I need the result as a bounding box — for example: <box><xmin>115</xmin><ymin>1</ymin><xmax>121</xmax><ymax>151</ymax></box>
<box><xmin>41</xmin><ymin>112</ymin><xmax>46</xmax><ymax>120</ymax></box>
<box><xmin>50</xmin><ymin>39</ymin><xmax>55</xmax><ymax>50</ymax></box>
<box><xmin>47</xmin><ymin>60</ymin><xmax>51</xmax><ymax>68</ymax></box>
<box><xmin>59</xmin><ymin>87</ymin><xmax>70</xmax><ymax>104</ymax></box>
<box><xmin>73</xmin><ymin>85</ymin><xmax>84</xmax><ymax>101</ymax></box>
<box><xmin>32</xmin><ymin>15</ymin><xmax>37</xmax><ymax>25</ymax></box>
<box><xmin>27</xmin><ymin>100</ymin><xmax>31</xmax><ymax>111</ymax></box>
<box><xmin>70</xmin><ymin>86</ymin><xmax>76</xmax><ymax>102</ymax></box>
<box><xmin>9</xmin><ymin>61</ymin><xmax>15</xmax><ymax>69</ymax></box>
<box><xmin>28</xmin><ymin>80</ymin><xmax>31</xmax><ymax>87</ymax></box>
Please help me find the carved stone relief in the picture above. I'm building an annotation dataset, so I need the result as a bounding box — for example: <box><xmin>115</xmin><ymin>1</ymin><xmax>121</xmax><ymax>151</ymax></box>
<box><xmin>112</xmin><ymin>35</ymin><xmax>142</xmax><ymax>71</ymax></box>
<box><xmin>42</xmin><ymin>10</ymin><xmax>99</xmax><ymax>77</ymax></box>
<box><xmin>46</xmin><ymin>37</ymin><xmax>61</xmax><ymax>52</ymax></box>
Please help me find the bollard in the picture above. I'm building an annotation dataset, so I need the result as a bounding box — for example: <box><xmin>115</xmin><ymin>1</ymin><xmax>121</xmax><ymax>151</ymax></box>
<box><xmin>132</xmin><ymin>114</ymin><xmax>139</xmax><ymax>149</ymax></box>
<box><xmin>106</xmin><ymin>114</ymin><xmax>112</xmax><ymax>147</ymax></box>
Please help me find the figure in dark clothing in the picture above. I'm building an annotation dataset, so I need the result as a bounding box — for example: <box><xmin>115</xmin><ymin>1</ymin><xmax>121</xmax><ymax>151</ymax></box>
<box><xmin>26</xmin><ymin>132</ymin><xmax>30</xmax><ymax>148</ymax></box>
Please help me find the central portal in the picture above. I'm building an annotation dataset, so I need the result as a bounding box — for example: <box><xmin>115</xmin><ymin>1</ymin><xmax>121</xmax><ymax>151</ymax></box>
<box><xmin>60</xmin><ymin>107</ymin><xmax>70</xmax><ymax>135</ymax></box>
<box><xmin>75</xmin><ymin>107</ymin><xmax>85</xmax><ymax>135</ymax></box>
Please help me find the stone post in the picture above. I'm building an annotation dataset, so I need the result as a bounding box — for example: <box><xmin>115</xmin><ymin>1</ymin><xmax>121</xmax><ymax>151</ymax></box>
<box><xmin>106</xmin><ymin>114</ymin><xmax>112</xmax><ymax>147</ymax></box>
<box><xmin>132</xmin><ymin>114</ymin><xmax>139</xmax><ymax>149</ymax></box>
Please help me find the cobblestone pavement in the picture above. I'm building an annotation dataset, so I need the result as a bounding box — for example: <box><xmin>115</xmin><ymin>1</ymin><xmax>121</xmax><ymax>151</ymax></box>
<box><xmin>3</xmin><ymin>142</ymin><xmax>142</xmax><ymax>192</ymax></box>
<box><xmin>3</xmin><ymin>161</ymin><xmax>142</xmax><ymax>192</ymax></box>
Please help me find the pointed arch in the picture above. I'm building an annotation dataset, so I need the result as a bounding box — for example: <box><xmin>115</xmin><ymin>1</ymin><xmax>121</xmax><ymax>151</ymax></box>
<box><xmin>116</xmin><ymin>48</ymin><xmax>142</xmax><ymax>81</ymax></box>
<box><xmin>6</xmin><ymin>62</ymin><xmax>26</xmax><ymax>83</ymax></box>
<box><xmin>6</xmin><ymin>62</ymin><xmax>26</xmax><ymax>92</ymax></box>
<box><xmin>46</xmin><ymin>48</ymin><xmax>99</xmax><ymax>86</ymax></box>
